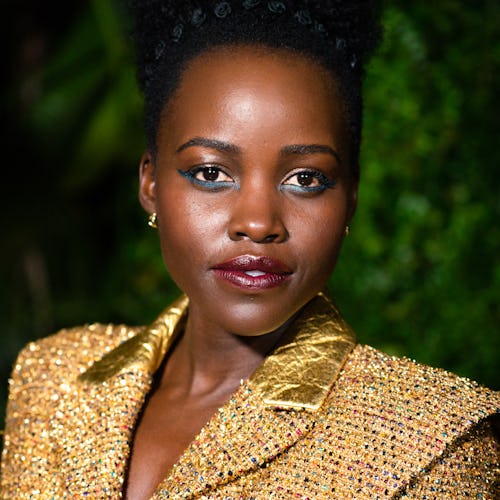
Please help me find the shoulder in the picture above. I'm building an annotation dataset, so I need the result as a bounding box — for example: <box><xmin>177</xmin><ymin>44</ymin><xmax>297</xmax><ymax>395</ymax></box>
<box><xmin>10</xmin><ymin>322</ymin><xmax>142</xmax><ymax>388</ymax></box>
<box><xmin>315</xmin><ymin>344</ymin><xmax>499</xmax><ymax>495</ymax></box>
<box><xmin>328</xmin><ymin>343</ymin><xmax>499</xmax><ymax>464</ymax></box>
<box><xmin>338</xmin><ymin>344</ymin><xmax>499</xmax><ymax>419</ymax></box>
<box><xmin>1</xmin><ymin>323</ymin><xmax>142</xmax><ymax>495</ymax></box>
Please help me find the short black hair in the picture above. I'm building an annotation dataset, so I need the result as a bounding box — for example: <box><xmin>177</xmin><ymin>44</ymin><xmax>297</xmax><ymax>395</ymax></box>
<box><xmin>129</xmin><ymin>0</ymin><xmax>382</xmax><ymax>177</ymax></box>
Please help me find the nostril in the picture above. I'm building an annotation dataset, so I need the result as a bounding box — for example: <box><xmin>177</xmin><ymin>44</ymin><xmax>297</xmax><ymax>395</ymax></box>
<box><xmin>229</xmin><ymin>212</ymin><xmax>288</xmax><ymax>243</ymax></box>
<box><xmin>233</xmin><ymin>232</ymin><xmax>280</xmax><ymax>243</ymax></box>
<box><xmin>264</xmin><ymin>234</ymin><xmax>279</xmax><ymax>243</ymax></box>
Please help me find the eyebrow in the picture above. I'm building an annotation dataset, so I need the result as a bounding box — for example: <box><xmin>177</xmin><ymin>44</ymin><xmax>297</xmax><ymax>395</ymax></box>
<box><xmin>176</xmin><ymin>137</ymin><xmax>240</xmax><ymax>155</ymax></box>
<box><xmin>176</xmin><ymin>137</ymin><xmax>341</xmax><ymax>164</ymax></box>
<box><xmin>281</xmin><ymin>144</ymin><xmax>342</xmax><ymax>165</ymax></box>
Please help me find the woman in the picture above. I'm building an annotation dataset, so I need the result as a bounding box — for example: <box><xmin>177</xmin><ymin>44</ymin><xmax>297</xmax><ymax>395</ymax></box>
<box><xmin>1</xmin><ymin>1</ymin><xmax>499</xmax><ymax>498</ymax></box>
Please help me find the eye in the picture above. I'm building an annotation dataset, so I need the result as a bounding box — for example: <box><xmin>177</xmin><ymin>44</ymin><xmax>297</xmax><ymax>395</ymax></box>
<box><xmin>281</xmin><ymin>169</ymin><xmax>336</xmax><ymax>194</ymax></box>
<box><xmin>193</xmin><ymin>166</ymin><xmax>232</xmax><ymax>183</ymax></box>
<box><xmin>177</xmin><ymin>165</ymin><xmax>235</xmax><ymax>190</ymax></box>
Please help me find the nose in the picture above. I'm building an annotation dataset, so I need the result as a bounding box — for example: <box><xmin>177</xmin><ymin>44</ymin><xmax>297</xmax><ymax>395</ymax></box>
<box><xmin>227</xmin><ymin>184</ymin><xmax>288</xmax><ymax>243</ymax></box>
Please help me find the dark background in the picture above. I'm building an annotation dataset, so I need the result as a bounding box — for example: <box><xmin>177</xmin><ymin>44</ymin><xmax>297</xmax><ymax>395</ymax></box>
<box><xmin>2</xmin><ymin>0</ymin><xmax>499</xmax><ymax>427</ymax></box>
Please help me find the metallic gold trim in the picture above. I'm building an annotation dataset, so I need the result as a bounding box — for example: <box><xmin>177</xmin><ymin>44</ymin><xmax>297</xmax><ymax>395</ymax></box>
<box><xmin>78</xmin><ymin>293</ymin><xmax>356</xmax><ymax>411</ymax></box>
<box><xmin>78</xmin><ymin>295</ymin><xmax>188</xmax><ymax>383</ymax></box>
<box><xmin>250</xmin><ymin>293</ymin><xmax>356</xmax><ymax>410</ymax></box>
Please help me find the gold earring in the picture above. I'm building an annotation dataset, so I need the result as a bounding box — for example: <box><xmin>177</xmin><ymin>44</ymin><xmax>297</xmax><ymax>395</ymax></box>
<box><xmin>344</xmin><ymin>225</ymin><xmax>350</xmax><ymax>236</ymax></box>
<box><xmin>148</xmin><ymin>212</ymin><xmax>158</xmax><ymax>228</ymax></box>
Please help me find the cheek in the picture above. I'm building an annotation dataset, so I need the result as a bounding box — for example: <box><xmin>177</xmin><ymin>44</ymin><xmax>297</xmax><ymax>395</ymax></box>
<box><xmin>288</xmin><ymin>198</ymin><xmax>347</xmax><ymax>277</ymax></box>
<box><xmin>156</xmin><ymin>191</ymin><xmax>226</xmax><ymax>277</ymax></box>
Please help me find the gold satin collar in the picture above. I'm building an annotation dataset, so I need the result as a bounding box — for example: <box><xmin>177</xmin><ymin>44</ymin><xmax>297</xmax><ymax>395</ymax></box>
<box><xmin>79</xmin><ymin>293</ymin><xmax>356</xmax><ymax>411</ymax></box>
<box><xmin>78</xmin><ymin>295</ymin><xmax>188</xmax><ymax>383</ymax></box>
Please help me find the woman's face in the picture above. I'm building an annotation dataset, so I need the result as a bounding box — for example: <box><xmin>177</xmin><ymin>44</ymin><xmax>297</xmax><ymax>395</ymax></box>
<box><xmin>139</xmin><ymin>46</ymin><xmax>357</xmax><ymax>336</ymax></box>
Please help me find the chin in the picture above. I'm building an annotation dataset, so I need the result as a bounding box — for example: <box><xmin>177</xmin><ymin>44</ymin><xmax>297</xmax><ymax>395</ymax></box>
<box><xmin>214</xmin><ymin>297</ymin><xmax>303</xmax><ymax>337</ymax></box>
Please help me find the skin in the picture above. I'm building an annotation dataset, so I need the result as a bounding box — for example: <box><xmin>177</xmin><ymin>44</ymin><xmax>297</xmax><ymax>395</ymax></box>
<box><xmin>126</xmin><ymin>45</ymin><xmax>357</xmax><ymax>499</ymax></box>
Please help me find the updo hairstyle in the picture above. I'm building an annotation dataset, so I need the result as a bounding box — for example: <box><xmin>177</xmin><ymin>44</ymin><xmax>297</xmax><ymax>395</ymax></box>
<box><xmin>129</xmin><ymin>0</ymin><xmax>382</xmax><ymax>177</ymax></box>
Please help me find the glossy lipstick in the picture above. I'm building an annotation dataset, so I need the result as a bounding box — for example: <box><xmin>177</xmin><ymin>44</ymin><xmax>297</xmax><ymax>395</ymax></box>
<box><xmin>212</xmin><ymin>255</ymin><xmax>292</xmax><ymax>290</ymax></box>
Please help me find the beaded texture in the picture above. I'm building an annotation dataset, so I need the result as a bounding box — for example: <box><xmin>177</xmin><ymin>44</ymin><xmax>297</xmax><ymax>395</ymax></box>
<box><xmin>1</xmin><ymin>295</ymin><xmax>499</xmax><ymax>498</ymax></box>
<box><xmin>165</xmin><ymin>1</ymin><xmax>329</xmax><ymax>44</ymax></box>
<box><xmin>130</xmin><ymin>0</ymin><xmax>382</xmax><ymax>94</ymax></box>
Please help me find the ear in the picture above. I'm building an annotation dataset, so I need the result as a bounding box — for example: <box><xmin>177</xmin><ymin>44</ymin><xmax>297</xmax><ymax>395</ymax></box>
<box><xmin>138</xmin><ymin>152</ymin><xmax>156</xmax><ymax>214</ymax></box>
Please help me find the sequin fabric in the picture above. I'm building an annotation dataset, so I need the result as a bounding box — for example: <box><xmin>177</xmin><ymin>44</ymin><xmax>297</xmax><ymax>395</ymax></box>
<box><xmin>1</xmin><ymin>294</ymin><xmax>499</xmax><ymax>498</ymax></box>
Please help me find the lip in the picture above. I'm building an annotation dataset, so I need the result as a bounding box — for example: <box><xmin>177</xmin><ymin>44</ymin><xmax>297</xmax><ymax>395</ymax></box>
<box><xmin>211</xmin><ymin>255</ymin><xmax>293</xmax><ymax>290</ymax></box>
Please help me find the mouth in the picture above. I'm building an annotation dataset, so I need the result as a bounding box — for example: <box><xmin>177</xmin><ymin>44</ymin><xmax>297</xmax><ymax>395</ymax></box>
<box><xmin>211</xmin><ymin>255</ymin><xmax>293</xmax><ymax>290</ymax></box>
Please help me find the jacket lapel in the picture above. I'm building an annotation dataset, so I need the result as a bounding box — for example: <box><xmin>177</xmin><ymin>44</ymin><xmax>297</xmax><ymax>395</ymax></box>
<box><xmin>154</xmin><ymin>294</ymin><xmax>356</xmax><ymax>497</ymax></box>
<box><xmin>59</xmin><ymin>297</ymin><xmax>188</xmax><ymax>496</ymax></box>
<box><xmin>154</xmin><ymin>380</ymin><xmax>320</xmax><ymax>498</ymax></box>
<box><xmin>57</xmin><ymin>366</ymin><xmax>153</xmax><ymax>496</ymax></box>
<box><xmin>79</xmin><ymin>295</ymin><xmax>188</xmax><ymax>385</ymax></box>
<box><xmin>251</xmin><ymin>292</ymin><xmax>356</xmax><ymax>410</ymax></box>
<box><xmin>68</xmin><ymin>293</ymin><xmax>355</xmax><ymax>497</ymax></box>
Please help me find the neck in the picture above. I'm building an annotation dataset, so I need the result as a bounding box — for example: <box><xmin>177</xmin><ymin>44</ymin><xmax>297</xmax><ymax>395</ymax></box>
<box><xmin>159</xmin><ymin>309</ymin><xmax>288</xmax><ymax>399</ymax></box>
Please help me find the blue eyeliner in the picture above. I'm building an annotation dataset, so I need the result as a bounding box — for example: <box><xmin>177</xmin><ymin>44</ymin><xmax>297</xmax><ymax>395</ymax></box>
<box><xmin>280</xmin><ymin>171</ymin><xmax>336</xmax><ymax>194</ymax></box>
<box><xmin>280</xmin><ymin>182</ymin><xmax>335</xmax><ymax>194</ymax></box>
<box><xmin>178</xmin><ymin>167</ymin><xmax>335</xmax><ymax>193</ymax></box>
<box><xmin>177</xmin><ymin>168</ymin><xmax>237</xmax><ymax>190</ymax></box>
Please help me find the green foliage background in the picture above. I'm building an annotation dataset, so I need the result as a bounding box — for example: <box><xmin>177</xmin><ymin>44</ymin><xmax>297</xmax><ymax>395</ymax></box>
<box><xmin>1</xmin><ymin>1</ymin><xmax>499</xmax><ymax>427</ymax></box>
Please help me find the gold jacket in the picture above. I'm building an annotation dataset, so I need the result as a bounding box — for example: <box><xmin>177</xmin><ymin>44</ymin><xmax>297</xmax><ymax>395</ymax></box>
<box><xmin>1</xmin><ymin>294</ymin><xmax>499</xmax><ymax>499</ymax></box>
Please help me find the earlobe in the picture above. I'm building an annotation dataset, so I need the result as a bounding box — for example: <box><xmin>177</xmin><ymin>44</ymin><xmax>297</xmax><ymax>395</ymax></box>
<box><xmin>138</xmin><ymin>152</ymin><xmax>157</xmax><ymax>213</ymax></box>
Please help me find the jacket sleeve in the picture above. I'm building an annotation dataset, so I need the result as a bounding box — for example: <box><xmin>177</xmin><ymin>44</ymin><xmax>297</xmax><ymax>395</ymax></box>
<box><xmin>0</xmin><ymin>341</ymin><xmax>61</xmax><ymax>498</ymax></box>
<box><xmin>400</xmin><ymin>416</ymin><xmax>500</xmax><ymax>499</ymax></box>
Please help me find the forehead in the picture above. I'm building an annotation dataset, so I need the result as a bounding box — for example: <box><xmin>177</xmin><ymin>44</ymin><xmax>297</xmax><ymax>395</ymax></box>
<box><xmin>159</xmin><ymin>45</ymin><xmax>349</xmax><ymax>153</ymax></box>
<box><xmin>168</xmin><ymin>44</ymin><xmax>340</xmax><ymax>110</ymax></box>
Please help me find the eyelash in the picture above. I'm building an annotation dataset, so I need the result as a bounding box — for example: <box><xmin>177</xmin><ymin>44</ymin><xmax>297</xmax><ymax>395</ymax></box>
<box><xmin>281</xmin><ymin>170</ymin><xmax>336</xmax><ymax>194</ymax></box>
<box><xmin>178</xmin><ymin>166</ymin><xmax>336</xmax><ymax>194</ymax></box>
<box><xmin>177</xmin><ymin>166</ymin><xmax>235</xmax><ymax>190</ymax></box>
